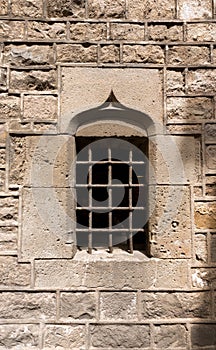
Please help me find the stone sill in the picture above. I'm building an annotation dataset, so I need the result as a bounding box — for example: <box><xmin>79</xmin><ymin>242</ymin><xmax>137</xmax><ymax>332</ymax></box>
<box><xmin>74</xmin><ymin>249</ymin><xmax>150</xmax><ymax>262</ymax></box>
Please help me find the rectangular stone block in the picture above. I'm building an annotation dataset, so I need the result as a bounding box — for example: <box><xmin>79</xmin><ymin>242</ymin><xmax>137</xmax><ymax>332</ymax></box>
<box><xmin>187</xmin><ymin>23</ymin><xmax>216</xmax><ymax>42</ymax></box>
<box><xmin>11</xmin><ymin>0</ymin><xmax>43</xmax><ymax>17</ymax></box>
<box><xmin>110</xmin><ymin>23</ymin><xmax>144</xmax><ymax>41</ymax></box>
<box><xmin>206</xmin><ymin>183</ymin><xmax>216</xmax><ymax>197</ymax></box>
<box><xmin>167</xmin><ymin>46</ymin><xmax>210</xmax><ymax>65</ymax></box>
<box><xmin>10</xmin><ymin>70</ymin><xmax>57</xmax><ymax>92</ymax></box>
<box><xmin>187</xmin><ymin>69</ymin><xmax>216</xmax><ymax>94</ymax></box>
<box><xmin>206</xmin><ymin>145</ymin><xmax>216</xmax><ymax>171</ymax></box>
<box><xmin>0</xmin><ymin>196</ymin><xmax>18</xmax><ymax>225</ymax></box>
<box><xmin>0</xmin><ymin>95</ymin><xmax>20</xmax><ymax>121</ymax></box>
<box><xmin>192</xmin><ymin>268</ymin><xmax>216</xmax><ymax>288</ymax></box>
<box><xmin>56</xmin><ymin>44</ymin><xmax>97</xmax><ymax>63</ymax></box>
<box><xmin>178</xmin><ymin>0</ymin><xmax>212</xmax><ymax>20</ymax></box>
<box><xmin>195</xmin><ymin>233</ymin><xmax>208</xmax><ymax>264</ymax></box>
<box><xmin>27</xmin><ymin>21</ymin><xmax>66</xmax><ymax>40</ymax></box>
<box><xmin>0</xmin><ymin>0</ymin><xmax>8</xmax><ymax>15</ymax></box>
<box><xmin>127</xmin><ymin>0</ymin><xmax>175</xmax><ymax>20</ymax></box>
<box><xmin>70</xmin><ymin>22</ymin><xmax>107</xmax><ymax>41</ymax></box>
<box><xmin>205</xmin><ymin>124</ymin><xmax>216</xmax><ymax>142</ymax></box>
<box><xmin>99</xmin><ymin>44</ymin><xmax>120</xmax><ymax>63</ymax></box>
<box><xmin>0</xmin><ymin>226</ymin><xmax>17</xmax><ymax>252</ymax></box>
<box><xmin>0</xmin><ymin>21</ymin><xmax>25</xmax><ymax>40</ymax></box>
<box><xmin>0</xmin><ymin>68</ymin><xmax>7</xmax><ymax>91</ymax></box>
<box><xmin>210</xmin><ymin>234</ymin><xmax>216</xmax><ymax>262</ymax></box>
<box><xmin>123</xmin><ymin>45</ymin><xmax>165</xmax><ymax>63</ymax></box>
<box><xmin>0</xmin><ymin>256</ymin><xmax>30</xmax><ymax>287</ymax></box>
<box><xmin>90</xmin><ymin>324</ymin><xmax>150</xmax><ymax>348</ymax></box>
<box><xmin>3</xmin><ymin>45</ymin><xmax>55</xmax><ymax>66</ymax></box>
<box><xmin>23</xmin><ymin>95</ymin><xmax>57</xmax><ymax>121</ymax></box>
<box><xmin>155</xmin><ymin>260</ymin><xmax>189</xmax><ymax>289</ymax></box>
<box><xmin>191</xmin><ymin>324</ymin><xmax>216</xmax><ymax>348</ymax></box>
<box><xmin>0</xmin><ymin>149</ymin><xmax>5</xmax><ymax>168</ymax></box>
<box><xmin>147</xmin><ymin>24</ymin><xmax>183</xmax><ymax>41</ymax></box>
<box><xmin>166</xmin><ymin>69</ymin><xmax>185</xmax><ymax>95</ymax></box>
<box><xmin>140</xmin><ymin>291</ymin><xmax>211</xmax><ymax>319</ymax></box>
<box><xmin>88</xmin><ymin>0</ymin><xmax>125</xmax><ymax>18</ymax></box>
<box><xmin>0</xmin><ymin>292</ymin><xmax>56</xmax><ymax>320</ymax></box>
<box><xmin>47</xmin><ymin>0</ymin><xmax>85</xmax><ymax>18</ymax></box>
<box><xmin>0</xmin><ymin>324</ymin><xmax>39</xmax><ymax>349</ymax></box>
<box><xmin>44</xmin><ymin>325</ymin><xmax>86</xmax><ymax>349</ymax></box>
<box><xmin>154</xmin><ymin>324</ymin><xmax>187</xmax><ymax>349</ymax></box>
<box><xmin>167</xmin><ymin>97</ymin><xmax>213</xmax><ymax>122</ymax></box>
<box><xmin>60</xmin><ymin>292</ymin><xmax>96</xmax><ymax>320</ymax></box>
<box><xmin>195</xmin><ymin>202</ymin><xmax>216</xmax><ymax>230</ymax></box>
<box><xmin>100</xmin><ymin>292</ymin><xmax>137</xmax><ymax>320</ymax></box>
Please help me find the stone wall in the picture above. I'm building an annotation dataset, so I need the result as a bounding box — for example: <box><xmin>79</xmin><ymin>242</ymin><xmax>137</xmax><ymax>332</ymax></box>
<box><xmin>0</xmin><ymin>0</ymin><xmax>216</xmax><ymax>349</ymax></box>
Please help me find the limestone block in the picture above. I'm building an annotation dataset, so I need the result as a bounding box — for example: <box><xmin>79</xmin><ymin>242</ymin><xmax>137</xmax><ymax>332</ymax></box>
<box><xmin>0</xmin><ymin>169</ymin><xmax>5</xmax><ymax>188</ymax></box>
<box><xmin>155</xmin><ymin>260</ymin><xmax>189</xmax><ymax>288</ymax></box>
<box><xmin>206</xmin><ymin>145</ymin><xmax>216</xmax><ymax>170</ymax></box>
<box><xmin>154</xmin><ymin>324</ymin><xmax>187</xmax><ymax>349</ymax></box>
<box><xmin>195</xmin><ymin>202</ymin><xmax>216</xmax><ymax>230</ymax></box>
<box><xmin>213</xmin><ymin>47</ymin><xmax>216</xmax><ymax>64</ymax></box>
<box><xmin>167</xmin><ymin>70</ymin><xmax>185</xmax><ymax>95</ymax></box>
<box><xmin>147</xmin><ymin>25</ymin><xmax>183</xmax><ymax>41</ymax></box>
<box><xmin>21</xmin><ymin>188</ymin><xmax>76</xmax><ymax>260</ymax></box>
<box><xmin>100</xmin><ymin>292</ymin><xmax>137</xmax><ymax>320</ymax></box>
<box><xmin>140</xmin><ymin>291</ymin><xmax>211</xmax><ymax>318</ymax></box>
<box><xmin>3</xmin><ymin>45</ymin><xmax>55</xmax><ymax>66</ymax></box>
<box><xmin>11</xmin><ymin>0</ymin><xmax>43</xmax><ymax>17</ymax></box>
<box><xmin>0</xmin><ymin>68</ymin><xmax>7</xmax><ymax>91</ymax></box>
<box><xmin>168</xmin><ymin>46</ymin><xmax>210</xmax><ymax>65</ymax></box>
<box><xmin>0</xmin><ymin>226</ymin><xmax>17</xmax><ymax>252</ymax></box>
<box><xmin>88</xmin><ymin>0</ymin><xmax>125</xmax><ymax>18</ymax></box>
<box><xmin>23</xmin><ymin>95</ymin><xmax>57</xmax><ymax>121</ymax></box>
<box><xmin>167</xmin><ymin>97</ymin><xmax>213</xmax><ymax>122</ymax></box>
<box><xmin>0</xmin><ymin>149</ymin><xmax>5</xmax><ymax>168</ymax></box>
<box><xmin>205</xmin><ymin>124</ymin><xmax>216</xmax><ymax>142</ymax></box>
<box><xmin>206</xmin><ymin>183</ymin><xmax>216</xmax><ymax>197</ymax></box>
<box><xmin>90</xmin><ymin>324</ymin><xmax>150</xmax><ymax>348</ymax></box>
<box><xmin>0</xmin><ymin>196</ymin><xmax>18</xmax><ymax>226</ymax></box>
<box><xmin>123</xmin><ymin>45</ymin><xmax>165</xmax><ymax>64</ymax></box>
<box><xmin>32</xmin><ymin>122</ymin><xmax>57</xmax><ymax>133</ymax></box>
<box><xmin>60</xmin><ymin>292</ymin><xmax>96</xmax><ymax>319</ymax></box>
<box><xmin>28</xmin><ymin>21</ymin><xmax>66</xmax><ymax>40</ymax></box>
<box><xmin>56</xmin><ymin>44</ymin><xmax>97</xmax><ymax>62</ymax></box>
<box><xmin>0</xmin><ymin>125</ymin><xmax>7</xmax><ymax>146</ymax></box>
<box><xmin>70</xmin><ymin>22</ymin><xmax>107</xmax><ymax>41</ymax></box>
<box><xmin>0</xmin><ymin>95</ymin><xmax>20</xmax><ymax>121</ymax></box>
<box><xmin>187</xmin><ymin>23</ymin><xmax>216</xmax><ymax>42</ymax></box>
<box><xmin>47</xmin><ymin>0</ymin><xmax>85</xmax><ymax>18</ymax></box>
<box><xmin>0</xmin><ymin>0</ymin><xmax>7</xmax><ymax>15</ymax></box>
<box><xmin>149</xmin><ymin>186</ymin><xmax>192</xmax><ymax>258</ymax></box>
<box><xmin>0</xmin><ymin>21</ymin><xmax>25</xmax><ymax>40</ymax></box>
<box><xmin>187</xmin><ymin>69</ymin><xmax>216</xmax><ymax>94</ymax></box>
<box><xmin>99</xmin><ymin>45</ymin><xmax>120</xmax><ymax>63</ymax></box>
<box><xmin>127</xmin><ymin>0</ymin><xmax>175</xmax><ymax>20</ymax></box>
<box><xmin>0</xmin><ymin>324</ymin><xmax>39</xmax><ymax>349</ymax></box>
<box><xmin>10</xmin><ymin>70</ymin><xmax>57</xmax><ymax>92</ymax></box>
<box><xmin>0</xmin><ymin>292</ymin><xmax>56</xmax><ymax>320</ymax></box>
<box><xmin>178</xmin><ymin>0</ymin><xmax>212</xmax><ymax>20</ymax></box>
<box><xmin>0</xmin><ymin>256</ymin><xmax>30</xmax><ymax>287</ymax></box>
<box><xmin>44</xmin><ymin>325</ymin><xmax>86</xmax><ymax>349</ymax></box>
<box><xmin>210</xmin><ymin>234</ymin><xmax>216</xmax><ymax>262</ymax></box>
<box><xmin>195</xmin><ymin>234</ymin><xmax>208</xmax><ymax>264</ymax></box>
<box><xmin>191</xmin><ymin>324</ymin><xmax>216</xmax><ymax>348</ymax></box>
<box><xmin>192</xmin><ymin>268</ymin><xmax>216</xmax><ymax>288</ymax></box>
<box><xmin>110</xmin><ymin>23</ymin><xmax>144</xmax><ymax>41</ymax></box>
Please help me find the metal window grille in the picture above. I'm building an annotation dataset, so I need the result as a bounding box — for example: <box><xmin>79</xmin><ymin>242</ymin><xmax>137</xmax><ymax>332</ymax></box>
<box><xmin>76</xmin><ymin>137</ymin><xmax>148</xmax><ymax>254</ymax></box>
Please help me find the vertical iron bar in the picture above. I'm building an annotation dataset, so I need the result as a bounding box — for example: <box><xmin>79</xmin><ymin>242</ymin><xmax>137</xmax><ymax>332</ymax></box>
<box><xmin>108</xmin><ymin>147</ymin><xmax>113</xmax><ymax>253</ymax></box>
<box><xmin>88</xmin><ymin>146</ymin><xmax>92</xmax><ymax>254</ymax></box>
<box><xmin>129</xmin><ymin>149</ymin><xmax>133</xmax><ymax>253</ymax></box>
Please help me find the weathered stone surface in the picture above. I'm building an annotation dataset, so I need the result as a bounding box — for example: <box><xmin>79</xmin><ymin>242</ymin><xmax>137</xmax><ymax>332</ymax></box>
<box><xmin>44</xmin><ymin>325</ymin><xmax>86</xmax><ymax>349</ymax></box>
<box><xmin>187</xmin><ymin>23</ymin><xmax>216</xmax><ymax>42</ymax></box>
<box><xmin>0</xmin><ymin>196</ymin><xmax>18</xmax><ymax>225</ymax></box>
<box><xmin>167</xmin><ymin>97</ymin><xmax>213</xmax><ymax>122</ymax></box>
<box><xmin>10</xmin><ymin>70</ymin><xmax>57</xmax><ymax>92</ymax></box>
<box><xmin>127</xmin><ymin>0</ymin><xmax>175</xmax><ymax>20</ymax></box>
<box><xmin>0</xmin><ymin>149</ymin><xmax>5</xmax><ymax>168</ymax></box>
<box><xmin>168</xmin><ymin>46</ymin><xmax>210</xmax><ymax>65</ymax></box>
<box><xmin>141</xmin><ymin>291</ymin><xmax>211</xmax><ymax>318</ymax></box>
<box><xmin>178</xmin><ymin>0</ymin><xmax>212</xmax><ymax>20</ymax></box>
<box><xmin>100</xmin><ymin>44</ymin><xmax>120</xmax><ymax>63</ymax></box>
<box><xmin>206</xmin><ymin>145</ymin><xmax>216</xmax><ymax>170</ymax></box>
<box><xmin>0</xmin><ymin>324</ymin><xmax>39</xmax><ymax>349</ymax></box>
<box><xmin>88</xmin><ymin>0</ymin><xmax>125</xmax><ymax>18</ymax></box>
<box><xmin>195</xmin><ymin>202</ymin><xmax>216</xmax><ymax>230</ymax></box>
<box><xmin>187</xmin><ymin>69</ymin><xmax>216</xmax><ymax>94</ymax></box>
<box><xmin>100</xmin><ymin>292</ymin><xmax>137</xmax><ymax>320</ymax></box>
<box><xmin>195</xmin><ymin>234</ymin><xmax>208</xmax><ymax>264</ymax></box>
<box><xmin>192</xmin><ymin>268</ymin><xmax>216</xmax><ymax>288</ymax></box>
<box><xmin>155</xmin><ymin>260</ymin><xmax>189</xmax><ymax>288</ymax></box>
<box><xmin>0</xmin><ymin>292</ymin><xmax>56</xmax><ymax>320</ymax></box>
<box><xmin>0</xmin><ymin>226</ymin><xmax>17</xmax><ymax>252</ymax></box>
<box><xmin>0</xmin><ymin>256</ymin><xmax>30</xmax><ymax>287</ymax></box>
<box><xmin>60</xmin><ymin>292</ymin><xmax>96</xmax><ymax>319</ymax></box>
<box><xmin>47</xmin><ymin>0</ymin><xmax>85</xmax><ymax>18</ymax></box>
<box><xmin>0</xmin><ymin>169</ymin><xmax>5</xmax><ymax>188</ymax></box>
<box><xmin>211</xmin><ymin>234</ymin><xmax>216</xmax><ymax>262</ymax></box>
<box><xmin>191</xmin><ymin>324</ymin><xmax>216</xmax><ymax>348</ymax></box>
<box><xmin>28</xmin><ymin>21</ymin><xmax>66</xmax><ymax>40</ymax></box>
<box><xmin>70</xmin><ymin>22</ymin><xmax>107</xmax><ymax>41</ymax></box>
<box><xmin>205</xmin><ymin>124</ymin><xmax>216</xmax><ymax>142</ymax></box>
<box><xmin>110</xmin><ymin>23</ymin><xmax>144</xmax><ymax>41</ymax></box>
<box><xmin>0</xmin><ymin>95</ymin><xmax>20</xmax><ymax>121</ymax></box>
<box><xmin>4</xmin><ymin>45</ymin><xmax>55</xmax><ymax>66</ymax></box>
<box><xmin>154</xmin><ymin>324</ymin><xmax>187</xmax><ymax>349</ymax></box>
<box><xmin>23</xmin><ymin>95</ymin><xmax>57</xmax><ymax>121</ymax></box>
<box><xmin>167</xmin><ymin>70</ymin><xmax>185</xmax><ymax>95</ymax></box>
<box><xmin>0</xmin><ymin>0</ymin><xmax>7</xmax><ymax>15</ymax></box>
<box><xmin>123</xmin><ymin>45</ymin><xmax>164</xmax><ymax>63</ymax></box>
<box><xmin>56</xmin><ymin>44</ymin><xmax>97</xmax><ymax>62</ymax></box>
<box><xmin>11</xmin><ymin>0</ymin><xmax>43</xmax><ymax>17</ymax></box>
<box><xmin>148</xmin><ymin>25</ymin><xmax>183</xmax><ymax>41</ymax></box>
<box><xmin>90</xmin><ymin>324</ymin><xmax>150</xmax><ymax>348</ymax></box>
<box><xmin>0</xmin><ymin>68</ymin><xmax>7</xmax><ymax>91</ymax></box>
<box><xmin>0</xmin><ymin>20</ymin><xmax>25</xmax><ymax>40</ymax></box>
<box><xmin>206</xmin><ymin>184</ymin><xmax>216</xmax><ymax>197</ymax></box>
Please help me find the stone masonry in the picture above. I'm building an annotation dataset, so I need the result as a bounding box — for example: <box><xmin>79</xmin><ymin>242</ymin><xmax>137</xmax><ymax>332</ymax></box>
<box><xmin>0</xmin><ymin>0</ymin><xmax>216</xmax><ymax>349</ymax></box>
